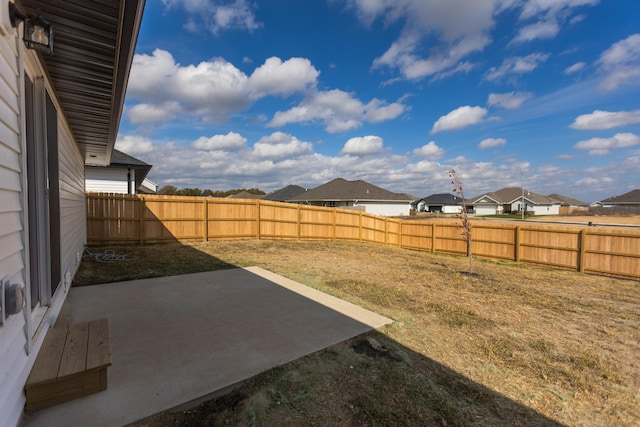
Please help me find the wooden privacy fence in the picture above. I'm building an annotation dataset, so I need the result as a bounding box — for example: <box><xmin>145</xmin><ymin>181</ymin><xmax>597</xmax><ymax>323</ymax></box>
<box><xmin>86</xmin><ymin>193</ymin><xmax>640</xmax><ymax>280</ymax></box>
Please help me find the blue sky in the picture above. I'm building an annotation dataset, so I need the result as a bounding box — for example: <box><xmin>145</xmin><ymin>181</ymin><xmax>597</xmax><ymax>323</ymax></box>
<box><xmin>116</xmin><ymin>0</ymin><xmax>640</xmax><ymax>203</ymax></box>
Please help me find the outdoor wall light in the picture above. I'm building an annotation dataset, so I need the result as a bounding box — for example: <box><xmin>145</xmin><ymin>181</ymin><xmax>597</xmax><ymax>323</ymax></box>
<box><xmin>8</xmin><ymin>2</ymin><xmax>53</xmax><ymax>55</ymax></box>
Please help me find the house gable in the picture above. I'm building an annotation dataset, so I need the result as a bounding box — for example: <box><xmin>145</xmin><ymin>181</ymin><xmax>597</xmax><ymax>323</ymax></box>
<box><xmin>288</xmin><ymin>178</ymin><xmax>412</xmax><ymax>216</ymax></box>
<box><xmin>288</xmin><ymin>178</ymin><xmax>412</xmax><ymax>203</ymax></box>
<box><xmin>85</xmin><ymin>150</ymin><xmax>152</xmax><ymax>194</ymax></box>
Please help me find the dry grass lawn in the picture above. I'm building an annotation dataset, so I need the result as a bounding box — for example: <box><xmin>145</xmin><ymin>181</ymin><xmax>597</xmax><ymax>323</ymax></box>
<box><xmin>75</xmin><ymin>239</ymin><xmax>639</xmax><ymax>426</ymax></box>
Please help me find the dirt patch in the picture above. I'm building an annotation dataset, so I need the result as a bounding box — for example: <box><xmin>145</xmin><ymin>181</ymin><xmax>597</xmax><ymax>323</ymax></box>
<box><xmin>78</xmin><ymin>240</ymin><xmax>639</xmax><ymax>426</ymax></box>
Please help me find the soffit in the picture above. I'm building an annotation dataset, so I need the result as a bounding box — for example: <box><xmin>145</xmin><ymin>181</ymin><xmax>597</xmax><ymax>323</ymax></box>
<box><xmin>19</xmin><ymin>0</ymin><xmax>145</xmax><ymax>166</ymax></box>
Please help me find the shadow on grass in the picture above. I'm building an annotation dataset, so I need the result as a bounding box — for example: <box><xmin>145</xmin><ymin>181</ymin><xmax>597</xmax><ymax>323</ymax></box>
<box><xmin>73</xmin><ymin>243</ymin><xmax>238</xmax><ymax>286</ymax></box>
<box><xmin>71</xmin><ymin>242</ymin><xmax>565</xmax><ymax>426</ymax></box>
<box><xmin>140</xmin><ymin>329</ymin><xmax>563</xmax><ymax>427</ymax></box>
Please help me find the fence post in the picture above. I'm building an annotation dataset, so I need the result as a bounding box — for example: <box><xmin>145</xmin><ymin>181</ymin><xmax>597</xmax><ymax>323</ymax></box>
<box><xmin>203</xmin><ymin>198</ymin><xmax>208</xmax><ymax>242</ymax></box>
<box><xmin>297</xmin><ymin>204</ymin><xmax>301</xmax><ymax>240</ymax></box>
<box><xmin>384</xmin><ymin>218</ymin><xmax>388</xmax><ymax>245</ymax></box>
<box><xmin>138</xmin><ymin>196</ymin><xmax>145</xmax><ymax>245</ymax></box>
<box><xmin>333</xmin><ymin>209</ymin><xmax>337</xmax><ymax>240</ymax></box>
<box><xmin>514</xmin><ymin>226</ymin><xmax>520</xmax><ymax>262</ymax></box>
<box><xmin>398</xmin><ymin>220</ymin><xmax>402</xmax><ymax>247</ymax></box>
<box><xmin>256</xmin><ymin>200</ymin><xmax>261</xmax><ymax>240</ymax></box>
<box><xmin>359</xmin><ymin>212</ymin><xmax>363</xmax><ymax>242</ymax></box>
<box><xmin>432</xmin><ymin>223</ymin><xmax>436</xmax><ymax>253</ymax></box>
<box><xmin>578</xmin><ymin>229</ymin><xmax>587</xmax><ymax>273</ymax></box>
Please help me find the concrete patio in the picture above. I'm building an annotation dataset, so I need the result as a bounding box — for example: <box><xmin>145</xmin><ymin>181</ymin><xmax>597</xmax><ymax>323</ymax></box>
<box><xmin>22</xmin><ymin>266</ymin><xmax>392</xmax><ymax>427</ymax></box>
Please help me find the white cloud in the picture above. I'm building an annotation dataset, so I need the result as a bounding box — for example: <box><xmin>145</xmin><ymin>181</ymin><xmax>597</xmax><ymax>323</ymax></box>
<box><xmin>252</xmin><ymin>132</ymin><xmax>313</xmax><ymax>160</ymax></box>
<box><xmin>431</xmin><ymin>106</ymin><xmax>488</xmax><ymax>134</ymax></box>
<box><xmin>347</xmin><ymin>0</ymin><xmax>596</xmax><ymax>81</ymax></box>
<box><xmin>341</xmin><ymin>135</ymin><xmax>384</xmax><ymax>156</ymax></box>
<box><xmin>248</xmin><ymin>57</ymin><xmax>319</xmax><ymax>98</ymax></box>
<box><xmin>348</xmin><ymin>0</ymin><xmax>498</xmax><ymax>81</ymax></box>
<box><xmin>485</xmin><ymin>53</ymin><xmax>549</xmax><ymax>81</ymax></box>
<box><xmin>487</xmin><ymin>92</ymin><xmax>532</xmax><ymax>109</ymax></box>
<box><xmin>163</xmin><ymin>0</ymin><xmax>261</xmax><ymax>35</ymax></box>
<box><xmin>374</xmin><ymin>33</ymin><xmax>491</xmax><ymax>81</ymax></box>
<box><xmin>115</xmin><ymin>135</ymin><xmax>154</xmax><ymax>154</ymax></box>
<box><xmin>127</xmin><ymin>102</ymin><xmax>181</xmax><ymax>125</ymax></box>
<box><xmin>127</xmin><ymin>49</ymin><xmax>406</xmax><ymax>130</ymax></box>
<box><xmin>565</xmin><ymin>62</ymin><xmax>586</xmax><ymax>74</ymax></box>
<box><xmin>430</xmin><ymin>62</ymin><xmax>477</xmax><ymax>81</ymax></box>
<box><xmin>212</xmin><ymin>0</ymin><xmax>261</xmax><ymax>34</ymax></box>
<box><xmin>268</xmin><ymin>89</ymin><xmax>408</xmax><ymax>133</ymax></box>
<box><xmin>574</xmin><ymin>132</ymin><xmax>640</xmax><ymax>155</ymax></box>
<box><xmin>597</xmin><ymin>34</ymin><xmax>640</xmax><ymax>92</ymax></box>
<box><xmin>570</xmin><ymin>110</ymin><xmax>640</xmax><ymax>130</ymax></box>
<box><xmin>511</xmin><ymin>0</ymin><xmax>599</xmax><ymax>44</ymax></box>
<box><xmin>127</xmin><ymin>49</ymin><xmax>250</xmax><ymax>123</ymax></box>
<box><xmin>512</xmin><ymin>20</ymin><xmax>559</xmax><ymax>43</ymax></box>
<box><xmin>192</xmin><ymin>132</ymin><xmax>247</xmax><ymax>151</ymax></box>
<box><xmin>478</xmin><ymin>138</ymin><xmax>507</xmax><ymax>149</ymax></box>
<box><xmin>412</xmin><ymin>141</ymin><xmax>445</xmax><ymax>160</ymax></box>
<box><xmin>519</xmin><ymin>0</ymin><xmax>600</xmax><ymax>21</ymax></box>
<box><xmin>134</xmin><ymin>131</ymin><xmax>635</xmax><ymax>205</ymax></box>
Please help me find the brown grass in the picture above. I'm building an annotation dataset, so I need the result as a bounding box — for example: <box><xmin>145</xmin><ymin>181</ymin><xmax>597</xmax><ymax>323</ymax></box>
<box><xmin>77</xmin><ymin>240</ymin><xmax>640</xmax><ymax>426</ymax></box>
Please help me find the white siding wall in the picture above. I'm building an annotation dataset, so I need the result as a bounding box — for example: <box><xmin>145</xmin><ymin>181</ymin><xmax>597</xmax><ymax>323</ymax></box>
<box><xmin>0</xmin><ymin>26</ymin><xmax>88</xmax><ymax>426</ymax></box>
<box><xmin>531</xmin><ymin>204</ymin><xmax>560</xmax><ymax>215</ymax></box>
<box><xmin>58</xmin><ymin>121</ymin><xmax>86</xmax><ymax>290</ymax></box>
<box><xmin>0</xmin><ymin>23</ymin><xmax>28</xmax><ymax>427</ymax></box>
<box><xmin>85</xmin><ymin>166</ymin><xmax>129</xmax><ymax>193</ymax></box>
<box><xmin>474</xmin><ymin>205</ymin><xmax>498</xmax><ymax>216</ymax></box>
<box><xmin>360</xmin><ymin>202</ymin><xmax>411</xmax><ymax>216</ymax></box>
<box><xmin>0</xmin><ymin>25</ymin><xmax>28</xmax><ymax>427</ymax></box>
<box><xmin>442</xmin><ymin>205</ymin><xmax>462</xmax><ymax>214</ymax></box>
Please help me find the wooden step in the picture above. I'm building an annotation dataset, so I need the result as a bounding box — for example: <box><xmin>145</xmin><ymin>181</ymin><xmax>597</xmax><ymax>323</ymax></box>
<box><xmin>25</xmin><ymin>318</ymin><xmax>111</xmax><ymax>412</ymax></box>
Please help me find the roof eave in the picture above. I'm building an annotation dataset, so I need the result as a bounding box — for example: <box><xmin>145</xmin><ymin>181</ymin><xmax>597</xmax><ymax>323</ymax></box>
<box><xmin>22</xmin><ymin>0</ymin><xmax>146</xmax><ymax>167</ymax></box>
<box><xmin>105</xmin><ymin>0</ymin><xmax>146</xmax><ymax>167</ymax></box>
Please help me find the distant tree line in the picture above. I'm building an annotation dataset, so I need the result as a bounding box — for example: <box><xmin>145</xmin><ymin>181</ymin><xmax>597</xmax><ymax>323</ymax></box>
<box><xmin>157</xmin><ymin>185</ymin><xmax>265</xmax><ymax>198</ymax></box>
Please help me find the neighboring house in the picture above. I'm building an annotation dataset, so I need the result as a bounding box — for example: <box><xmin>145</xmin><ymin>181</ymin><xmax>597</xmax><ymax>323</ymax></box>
<box><xmin>288</xmin><ymin>178</ymin><xmax>413</xmax><ymax>216</ymax></box>
<box><xmin>468</xmin><ymin>187</ymin><xmax>562</xmax><ymax>216</ymax></box>
<box><xmin>591</xmin><ymin>189</ymin><xmax>640</xmax><ymax>208</ymax></box>
<box><xmin>85</xmin><ymin>149</ymin><xmax>153</xmax><ymax>194</ymax></box>
<box><xmin>0</xmin><ymin>2</ymin><xmax>145</xmax><ymax>426</ymax></box>
<box><xmin>262</xmin><ymin>185</ymin><xmax>306</xmax><ymax>202</ymax></box>
<box><xmin>412</xmin><ymin>193</ymin><xmax>463</xmax><ymax>213</ymax></box>
<box><xmin>547</xmin><ymin>193</ymin><xmax>589</xmax><ymax>215</ymax></box>
<box><xmin>139</xmin><ymin>178</ymin><xmax>159</xmax><ymax>194</ymax></box>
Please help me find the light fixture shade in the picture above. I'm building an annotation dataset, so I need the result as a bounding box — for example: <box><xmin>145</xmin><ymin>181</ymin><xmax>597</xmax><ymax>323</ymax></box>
<box><xmin>23</xmin><ymin>17</ymin><xmax>52</xmax><ymax>54</ymax></box>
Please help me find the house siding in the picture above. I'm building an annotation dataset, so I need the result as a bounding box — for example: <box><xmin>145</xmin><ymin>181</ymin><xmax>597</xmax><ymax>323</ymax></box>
<box><xmin>530</xmin><ymin>205</ymin><xmax>560</xmax><ymax>215</ymax></box>
<box><xmin>474</xmin><ymin>205</ymin><xmax>498</xmax><ymax>216</ymax></box>
<box><xmin>58</xmin><ymin>118</ymin><xmax>86</xmax><ymax>290</ymax></box>
<box><xmin>85</xmin><ymin>166</ymin><xmax>130</xmax><ymax>193</ymax></box>
<box><xmin>0</xmin><ymin>26</ymin><xmax>28</xmax><ymax>427</ymax></box>
<box><xmin>359</xmin><ymin>202</ymin><xmax>411</xmax><ymax>217</ymax></box>
<box><xmin>0</xmin><ymin>27</ymin><xmax>87</xmax><ymax>426</ymax></box>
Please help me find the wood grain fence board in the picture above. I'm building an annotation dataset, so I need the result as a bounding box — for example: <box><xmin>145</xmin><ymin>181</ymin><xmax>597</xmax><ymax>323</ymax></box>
<box><xmin>86</xmin><ymin>194</ymin><xmax>640</xmax><ymax>279</ymax></box>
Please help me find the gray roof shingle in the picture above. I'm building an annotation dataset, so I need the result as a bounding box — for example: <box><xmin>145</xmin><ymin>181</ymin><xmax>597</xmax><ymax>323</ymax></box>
<box><xmin>288</xmin><ymin>178</ymin><xmax>412</xmax><ymax>202</ymax></box>
<box><xmin>263</xmin><ymin>185</ymin><xmax>307</xmax><ymax>201</ymax></box>
<box><xmin>469</xmin><ymin>187</ymin><xmax>560</xmax><ymax>205</ymax></box>
<box><xmin>416</xmin><ymin>193</ymin><xmax>463</xmax><ymax>205</ymax></box>
<box><xmin>599</xmin><ymin>189</ymin><xmax>640</xmax><ymax>204</ymax></box>
<box><xmin>546</xmin><ymin>193</ymin><xmax>588</xmax><ymax>206</ymax></box>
